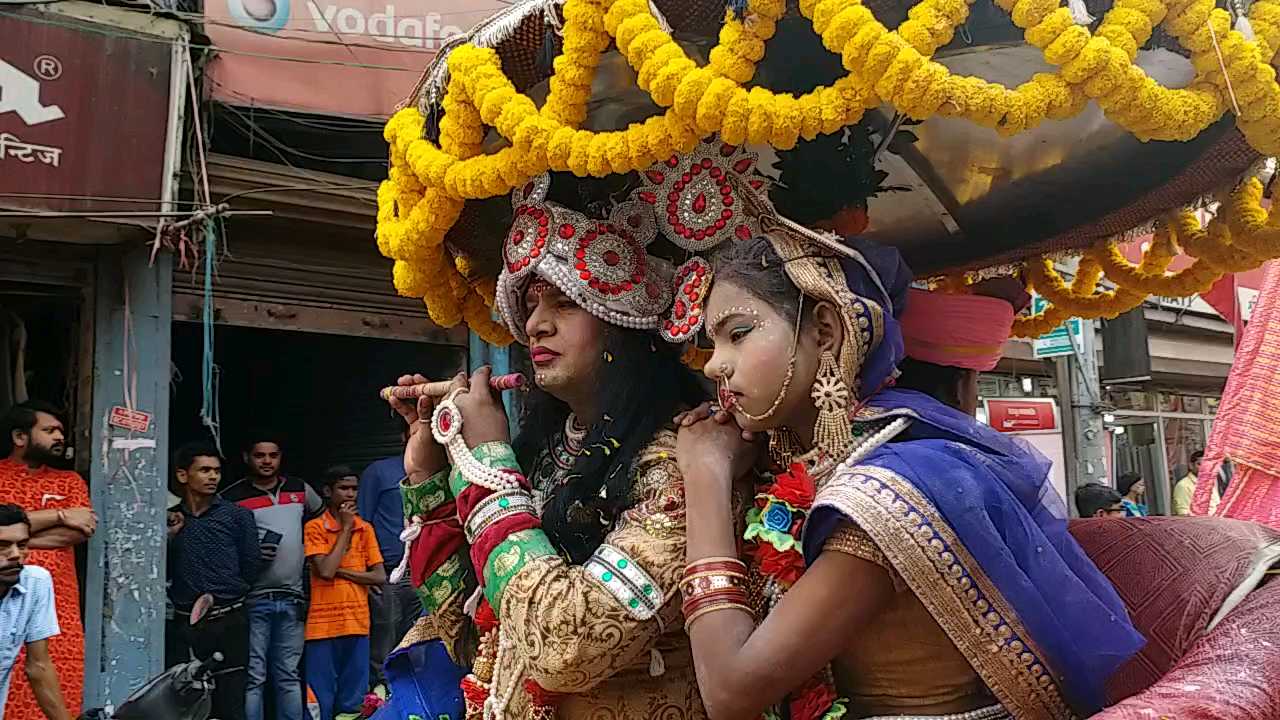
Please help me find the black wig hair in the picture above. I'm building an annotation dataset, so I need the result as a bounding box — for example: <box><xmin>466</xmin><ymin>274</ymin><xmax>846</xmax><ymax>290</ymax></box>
<box><xmin>513</xmin><ymin>326</ymin><xmax>705</xmax><ymax>564</ymax></box>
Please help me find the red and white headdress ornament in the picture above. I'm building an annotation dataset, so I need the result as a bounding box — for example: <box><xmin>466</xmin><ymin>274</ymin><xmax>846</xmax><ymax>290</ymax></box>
<box><xmin>497</xmin><ymin>137</ymin><xmax>854</xmax><ymax>347</ymax></box>
<box><xmin>495</xmin><ymin>174</ymin><xmax>675</xmax><ymax>344</ymax></box>
<box><xmin>632</xmin><ymin>141</ymin><xmax>768</xmax><ymax>252</ymax></box>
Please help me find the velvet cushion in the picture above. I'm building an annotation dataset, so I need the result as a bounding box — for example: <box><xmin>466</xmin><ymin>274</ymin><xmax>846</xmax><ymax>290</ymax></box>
<box><xmin>1068</xmin><ymin>517</ymin><xmax>1280</xmax><ymax>702</ymax></box>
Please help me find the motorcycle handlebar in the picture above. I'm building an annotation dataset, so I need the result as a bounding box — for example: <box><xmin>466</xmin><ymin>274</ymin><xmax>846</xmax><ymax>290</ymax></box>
<box><xmin>185</xmin><ymin>652</ymin><xmax>224</xmax><ymax>680</ymax></box>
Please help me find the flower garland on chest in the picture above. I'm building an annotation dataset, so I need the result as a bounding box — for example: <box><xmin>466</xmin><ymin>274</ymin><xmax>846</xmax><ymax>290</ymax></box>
<box><xmin>743</xmin><ymin>415</ymin><xmax>910</xmax><ymax>720</ymax></box>
<box><xmin>744</xmin><ymin>461</ymin><xmax>847</xmax><ymax>720</ymax></box>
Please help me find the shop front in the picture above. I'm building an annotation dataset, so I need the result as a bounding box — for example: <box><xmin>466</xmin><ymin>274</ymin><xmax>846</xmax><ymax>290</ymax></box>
<box><xmin>0</xmin><ymin>1</ymin><xmax>190</xmax><ymax>706</ymax></box>
<box><xmin>970</xmin><ymin>311</ymin><xmax>1232</xmax><ymax>515</ymax></box>
<box><xmin>179</xmin><ymin>154</ymin><xmax>470</xmax><ymax>489</ymax></box>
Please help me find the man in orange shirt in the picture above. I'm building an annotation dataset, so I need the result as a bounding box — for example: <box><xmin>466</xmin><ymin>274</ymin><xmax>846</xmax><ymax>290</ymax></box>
<box><xmin>303</xmin><ymin>466</ymin><xmax>384</xmax><ymax>720</ymax></box>
<box><xmin>0</xmin><ymin>402</ymin><xmax>94</xmax><ymax>719</ymax></box>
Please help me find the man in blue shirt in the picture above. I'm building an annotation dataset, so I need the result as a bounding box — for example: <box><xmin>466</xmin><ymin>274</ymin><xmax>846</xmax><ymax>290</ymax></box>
<box><xmin>0</xmin><ymin>503</ymin><xmax>71</xmax><ymax>720</ymax></box>
<box><xmin>356</xmin><ymin>424</ymin><xmax>420</xmax><ymax>689</ymax></box>
<box><xmin>167</xmin><ymin>443</ymin><xmax>260</xmax><ymax>720</ymax></box>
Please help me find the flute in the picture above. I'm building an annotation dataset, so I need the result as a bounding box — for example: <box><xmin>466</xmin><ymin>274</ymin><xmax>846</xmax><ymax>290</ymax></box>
<box><xmin>379</xmin><ymin>373</ymin><xmax>526</xmax><ymax>401</ymax></box>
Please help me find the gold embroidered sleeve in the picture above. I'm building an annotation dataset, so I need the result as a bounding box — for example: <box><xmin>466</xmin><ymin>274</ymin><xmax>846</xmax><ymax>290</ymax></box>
<box><xmin>497</xmin><ymin>430</ymin><xmax>687</xmax><ymax>694</ymax></box>
<box><xmin>822</xmin><ymin>523</ymin><xmax>890</xmax><ymax>570</ymax></box>
<box><xmin>821</xmin><ymin>522</ymin><xmax>907</xmax><ymax>593</ymax></box>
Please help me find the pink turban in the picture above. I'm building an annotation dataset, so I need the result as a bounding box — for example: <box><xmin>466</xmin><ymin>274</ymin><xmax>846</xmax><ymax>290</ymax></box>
<box><xmin>900</xmin><ymin>288</ymin><xmax>1016</xmax><ymax>371</ymax></box>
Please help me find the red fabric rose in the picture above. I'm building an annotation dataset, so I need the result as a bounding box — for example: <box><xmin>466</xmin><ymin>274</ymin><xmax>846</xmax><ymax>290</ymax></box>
<box><xmin>360</xmin><ymin>693</ymin><xmax>385</xmax><ymax>717</ymax></box>
<box><xmin>461</xmin><ymin>675</ymin><xmax>489</xmax><ymax>707</ymax></box>
<box><xmin>788</xmin><ymin>674</ymin><xmax>838</xmax><ymax>720</ymax></box>
<box><xmin>770</xmin><ymin>463</ymin><xmax>816</xmax><ymax>508</ymax></box>
<box><xmin>754</xmin><ymin>542</ymin><xmax>805</xmax><ymax>586</ymax></box>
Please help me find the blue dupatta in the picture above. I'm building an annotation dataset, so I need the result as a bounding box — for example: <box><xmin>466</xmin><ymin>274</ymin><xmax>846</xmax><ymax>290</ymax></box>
<box><xmin>804</xmin><ymin>388</ymin><xmax>1144</xmax><ymax>717</ymax></box>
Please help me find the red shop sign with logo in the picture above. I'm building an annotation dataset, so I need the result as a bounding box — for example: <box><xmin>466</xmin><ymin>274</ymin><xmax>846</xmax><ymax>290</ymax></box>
<box><xmin>985</xmin><ymin>398</ymin><xmax>1058</xmax><ymax>433</ymax></box>
<box><xmin>0</xmin><ymin>7</ymin><xmax>174</xmax><ymax>213</ymax></box>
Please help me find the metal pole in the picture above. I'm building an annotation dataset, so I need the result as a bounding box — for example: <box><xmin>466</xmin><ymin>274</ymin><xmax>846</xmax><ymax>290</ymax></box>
<box><xmin>84</xmin><ymin>244</ymin><xmax>173</xmax><ymax>705</ymax></box>
<box><xmin>1068</xmin><ymin>320</ymin><xmax>1108</xmax><ymax>487</ymax></box>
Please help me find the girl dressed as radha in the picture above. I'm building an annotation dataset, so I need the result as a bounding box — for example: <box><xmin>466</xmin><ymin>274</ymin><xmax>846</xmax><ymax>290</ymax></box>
<box><xmin>672</xmin><ymin>226</ymin><xmax>1145</xmax><ymax>719</ymax></box>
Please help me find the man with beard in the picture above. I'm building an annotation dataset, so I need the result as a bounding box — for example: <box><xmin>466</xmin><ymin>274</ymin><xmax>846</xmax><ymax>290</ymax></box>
<box><xmin>0</xmin><ymin>504</ymin><xmax>71</xmax><ymax>720</ymax></box>
<box><xmin>0</xmin><ymin>402</ymin><xmax>93</xmax><ymax>718</ymax></box>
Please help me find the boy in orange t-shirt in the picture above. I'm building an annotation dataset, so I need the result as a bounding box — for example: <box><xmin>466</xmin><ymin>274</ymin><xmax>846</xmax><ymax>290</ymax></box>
<box><xmin>303</xmin><ymin>466</ymin><xmax>384</xmax><ymax>720</ymax></box>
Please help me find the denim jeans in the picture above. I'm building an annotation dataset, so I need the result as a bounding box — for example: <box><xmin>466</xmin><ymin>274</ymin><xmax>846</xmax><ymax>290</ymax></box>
<box><xmin>245</xmin><ymin>593</ymin><xmax>305</xmax><ymax>720</ymax></box>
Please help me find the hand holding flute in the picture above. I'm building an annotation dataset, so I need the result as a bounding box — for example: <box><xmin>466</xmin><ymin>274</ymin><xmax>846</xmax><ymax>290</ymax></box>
<box><xmin>384</xmin><ymin>368</ymin><xmax>519</xmax><ymax>484</ymax></box>
<box><xmin>379</xmin><ymin>372</ymin><xmax>525</xmax><ymax>401</ymax></box>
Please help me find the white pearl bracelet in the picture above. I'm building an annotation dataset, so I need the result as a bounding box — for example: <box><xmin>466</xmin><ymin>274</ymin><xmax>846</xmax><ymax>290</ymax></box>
<box><xmin>431</xmin><ymin>392</ymin><xmax>523</xmax><ymax>492</ymax></box>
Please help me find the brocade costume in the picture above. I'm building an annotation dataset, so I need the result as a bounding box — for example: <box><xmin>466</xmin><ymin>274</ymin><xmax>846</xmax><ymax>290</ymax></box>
<box><xmin>376</xmin><ymin>158</ymin><xmax>711</xmax><ymax>720</ymax></box>
<box><xmin>393</xmin><ymin>427</ymin><xmax>704</xmax><ymax>719</ymax></box>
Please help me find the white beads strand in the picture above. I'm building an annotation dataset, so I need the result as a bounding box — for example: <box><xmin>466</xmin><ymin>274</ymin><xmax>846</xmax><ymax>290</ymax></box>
<box><xmin>432</xmin><ymin>393</ymin><xmax>523</xmax><ymax>492</ymax></box>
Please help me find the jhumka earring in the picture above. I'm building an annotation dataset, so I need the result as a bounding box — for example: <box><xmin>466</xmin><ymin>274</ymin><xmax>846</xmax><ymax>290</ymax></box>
<box><xmin>810</xmin><ymin>350</ymin><xmax>853</xmax><ymax>458</ymax></box>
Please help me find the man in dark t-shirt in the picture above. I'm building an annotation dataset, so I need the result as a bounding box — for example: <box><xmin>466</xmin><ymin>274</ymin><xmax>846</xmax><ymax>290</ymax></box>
<box><xmin>168</xmin><ymin>442</ymin><xmax>259</xmax><ymax>720</ymax></box>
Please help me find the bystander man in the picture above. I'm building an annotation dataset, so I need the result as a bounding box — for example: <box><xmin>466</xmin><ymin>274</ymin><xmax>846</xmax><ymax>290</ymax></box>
<box><xmin>304</xmin><ymin>467</ymin><xmax>384</xmax><ymax>720</ymax></box>
<box><xmin>0</xmin><ymin>504</ymin><xmax>71</xmax><ymax>720</ymax></box>
<box><xmin>168</xmin><ymin>443</ymin><xmax>260</xmax><ymax>720</ymax></box>
<box><xmin>221</xmin><ymin>435</ymin><xmax>321</xmax><ymax>720</ymax></box>
<box><xmin>0</xmin><ymin>402</ymin><xmax>91</xmax><ymax>719</ymax></box>
<box><xmin>1074</xmin><ymin>483</ymin><xmax>1127</xmax><ymax>519</ymax></box>
<box><xmin>1173</xmin><ymin>450</ymin><xmax>1219</xmax><ymax>516</ymax></box>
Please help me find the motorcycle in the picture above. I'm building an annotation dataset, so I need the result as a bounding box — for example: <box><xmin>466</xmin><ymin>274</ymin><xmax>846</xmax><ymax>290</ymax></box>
<box><xmin>77</xmin><ymin>653</ymin><xmax>221</xmax><ymax>720</ymax></box>
<box><xmin>79</xmin><ymin>594</ymin><xmax>222</xmax><ymax>720</ymax></box>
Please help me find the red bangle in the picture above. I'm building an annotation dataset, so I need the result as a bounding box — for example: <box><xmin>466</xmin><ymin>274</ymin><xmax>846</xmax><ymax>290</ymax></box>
<box><xmin>682</xmin><ymin>586</ymin><xmax>750</xmax><ymax>618</ymax></box>
<box><xmin>682</xmin><ymin>557</ymin><xmax>748</xmax><ymax>578</ymax></box>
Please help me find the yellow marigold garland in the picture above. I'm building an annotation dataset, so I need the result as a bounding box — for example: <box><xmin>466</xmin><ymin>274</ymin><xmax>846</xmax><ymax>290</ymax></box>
<box><xmin>377</xmin><ymin>0</ymin><xmax>1280</xmax><ymax>335</ymax></box>
<box><xmin>1016</xmin><ymin>174</ymin><xmax>1280</xmax><ymax>338</ymax></box>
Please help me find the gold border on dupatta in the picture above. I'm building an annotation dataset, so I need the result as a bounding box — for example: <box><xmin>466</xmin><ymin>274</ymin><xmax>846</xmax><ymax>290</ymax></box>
<box><xmin>811</xmin><ymin>464</ymin><xmax>1074</xmax><ymax>720</ymax></box>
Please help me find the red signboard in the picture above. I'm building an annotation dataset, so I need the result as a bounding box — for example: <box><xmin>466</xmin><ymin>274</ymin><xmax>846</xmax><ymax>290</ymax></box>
<box><xmin>0</xmin><ymin>8</ymin><xmax>174</xmax><ymax>213</ymax></box>
<box><xmin>108</xmin><ymin>406</ymin><xmax>154</xmax><ymax>433</ymax></box>
<box><xmin>985</xmin><ymin>398</ymin><xmax>1058</xmax><ymax>433</ymax></box>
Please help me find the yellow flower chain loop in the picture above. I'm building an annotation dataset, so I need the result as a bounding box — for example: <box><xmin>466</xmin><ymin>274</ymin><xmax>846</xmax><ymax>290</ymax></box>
<box><xmin>1016</xmin><ymin>174</ymin><xmax>1280</xmax><ymax>338</ymax></box>
<box><xmin>377</xmin><ymin>0</ymin><xmax>1280</xmax><ymax>335</ymax></box>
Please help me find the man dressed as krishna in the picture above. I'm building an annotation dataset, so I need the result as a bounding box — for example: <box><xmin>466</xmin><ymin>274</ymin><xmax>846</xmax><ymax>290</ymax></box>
<box><xmin>379</xmin><ymin>169</ymin><xmax>713</xmax><ymax>720</ymax></box>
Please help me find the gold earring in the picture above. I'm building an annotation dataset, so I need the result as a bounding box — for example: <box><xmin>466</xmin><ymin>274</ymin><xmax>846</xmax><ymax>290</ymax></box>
<box><xmin>810</xmin><ymin>350</ymin><xmax>852</xmax><ymax>459</ymax></box>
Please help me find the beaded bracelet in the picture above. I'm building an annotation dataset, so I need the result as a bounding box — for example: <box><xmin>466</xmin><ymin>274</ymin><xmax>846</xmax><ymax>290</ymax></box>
<box><xmin>432</xmin><ymin>391</ymin><xmax>525</xmax><ymax>492</ymax></box>
<box><xmin>681</xmin><ymin>572</ymin><xmax>747</xmax><ymax>598</ymax></box>
<box><xmin>465</xmin><ymin>488</ymin><xmax>537</xmax><ymax>544</ymax></box>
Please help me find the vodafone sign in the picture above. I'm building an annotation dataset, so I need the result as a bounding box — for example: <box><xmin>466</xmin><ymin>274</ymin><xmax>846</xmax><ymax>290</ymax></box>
<box><xmin>203</xmin><ymin>0</ymin><xmax>506</xmax><ymax>117</ymax></box>
<box><xmin>984</xmin><ymin>398</ymin><xmax>1059</xmax><ymax>433</ymax></box>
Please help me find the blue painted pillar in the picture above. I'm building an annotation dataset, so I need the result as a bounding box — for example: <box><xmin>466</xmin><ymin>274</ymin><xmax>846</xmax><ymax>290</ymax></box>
<box><xmin>83</xmin><ymin>245</ymin><xmax>172</xmax><ymax>706</ymax></box>
<box><xmin>469</xmin><ymin>332</ymin><xmax>521</xmax><ymax>436</ymax></box>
